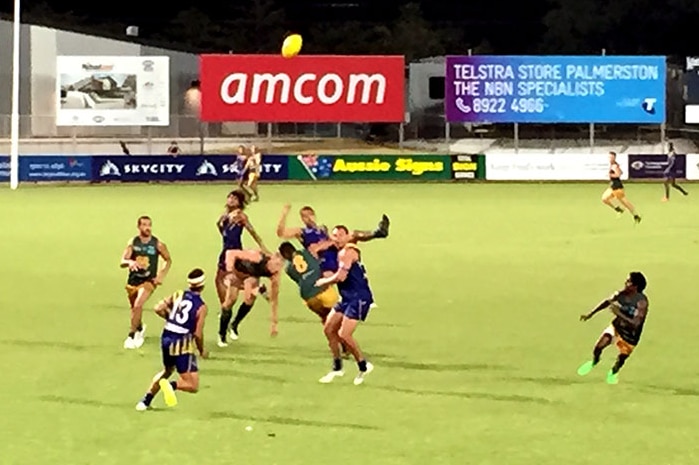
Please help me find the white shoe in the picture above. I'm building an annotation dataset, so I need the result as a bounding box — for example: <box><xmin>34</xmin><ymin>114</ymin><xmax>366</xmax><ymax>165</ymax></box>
<box><xmin>353</xmin><ymin>362</ymin><xmax>374</xmax><ymax>385</ymax></box>
<box><xmin>229</xmin><ymin>328</ymin><xmax>239</xmax><ymax>341</ymax></box>
<box><xmin>133</xmin><ymin>333</ymin><xmax>145</xmax><ymax>349</ymax></box>
<box><xmin>123</xmin><ymin>336</ymin><xmax>137</xmax><ymax>349</ymax></box>
<box><xmin>135</xmin><ymin>402</ymin><xmax>149</xmax><ymax>411</ymax></box>
<box><xmin>217</xmin><ymin>336</ymin><xmax>228</xmax><ymax>348</ymax></box>
<box><xmin>370</xmin><ymin>303</ymin><xmax>378</xmax><ymax>309</ymax></box>
<box><xmin>318</xmin><ymin>370</ymin><xmax>344</xmax><ymax>384</ymax></box>
<box><xmin>136</xmin><ymin>323</ymin><xmax>147</xmax><ymax>340</ymax></box>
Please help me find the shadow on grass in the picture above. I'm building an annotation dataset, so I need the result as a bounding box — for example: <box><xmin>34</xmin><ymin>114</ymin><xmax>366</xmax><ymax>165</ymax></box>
<box><xmin>636</xmin><ymin>384</ymin><xmax>699</xmax><ymax>397</ymax></box>
<box><xmin>39</xmin><ymin>395</ymin><xmax>162</xmax><ymax>411</ymax></box>
<box><xmin>507</xmin><ymin>375</ymin><xmax>583</xmax><ymax>387</ymax></box>
<box><xmin>370</xmin><ymin>385</ymin><xmax>554</xmax><ymax>405</ymax></box>
<box><xmin>372</xmin><ymin>358</ymin><xmax>509</xmax><ymax>373</ymax></box>
<box><xmin>209</xmin><ymin>411</ymin><xmax>379</xmax><ymax>430</ymax></box>
<box><xmin>0</xmin><ymin>339</ymin><xmax>100</xmax><ymax>351</ymax></box>
<box><xmin>205</xmin><ymin>368</ymin><xmax>286</xmax><ymax>383</ymax></box>
<box><xmin>281</xmin><ymin>315</ymin><xmax>408</xmax><ymax>328</ymax></box>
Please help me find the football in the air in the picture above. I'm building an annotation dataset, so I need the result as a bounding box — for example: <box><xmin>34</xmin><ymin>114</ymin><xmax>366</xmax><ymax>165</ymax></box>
<box><xmin>282</xmin><ymin>34</ymin><xmax>303</xmax><ymax>58</ymax></box>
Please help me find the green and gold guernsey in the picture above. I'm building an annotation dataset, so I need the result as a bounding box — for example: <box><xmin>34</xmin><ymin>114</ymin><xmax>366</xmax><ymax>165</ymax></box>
<box><xmin>128</xmin><ymin>236</ymin><xmax>160</xmax><ymax>286</ymax></box>
<box><xmin>285</xmin><ymin>249</ymin><xmax>323</xmax><ymax>300</ymax></box>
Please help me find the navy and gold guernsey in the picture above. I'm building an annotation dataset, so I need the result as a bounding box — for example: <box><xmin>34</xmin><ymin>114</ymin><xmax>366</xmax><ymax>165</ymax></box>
<box><xmin>218</xmin><ymin>214</ymin><xmax>244</xmax><ymax>271</ymax></box>
<box><xmin>336</xmin><ymin>245</ymin><xmax>374</xmax><ymax>321</ymax></box>
<box><xmin>301</xmin><ymin>225</ymin><xmax>339</xmax><ymax>273</ymax></box>
<box><xmin>128</xmin><ymin>236</ymin><xmax>160</xmax><ymax>287</ymax></box>
<box><xmin>611</xmin><ymin>291</ymin><xmax>648</xmax><ymax>348</ymax></box>
<box><xmin>162</xmin><ymin>290</ymin><xmax>205</xmax><ymax>373</ymax></box>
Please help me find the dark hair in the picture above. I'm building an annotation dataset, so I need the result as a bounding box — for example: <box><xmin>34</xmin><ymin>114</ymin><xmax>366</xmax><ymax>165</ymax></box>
<box><xmin>137</xmin><ymin>215</ymin><xmax>151</xmax><ymax>226</ymax></box>
<box><xmin>228</xmin><ymin>189</ymin><xmax>248</xmax><ymax>209</ymax></box>
<box><xmin>609</xmin><ymin>151</ymin><xmax>617</xmax><ymax>157</ymax></box>
<box><xmin>300</xmin><ymin>206</ymin><xmax>315</xmax><ymax>214</ymax></box>
<box><xmin>188</xmin><ymin>268</ymin><xmax>206</xmax><ymax>290</ymax></box>
<box><xmin>668</xmin><ymin>142</ymin><xmax>675</xmax><ymax>151</ymax></box>
<box><xmin>278</xmin><ymin>241</ymin><xmax>296</xmax><ymax>260</ymax></box>
<box><xmin>333</xmin><ymin>225</ymin><xmax>349</xmax><ymax>234</ymax></box>
<box><xmin>629</xmin><ymin>272</ymin><xmax>647</xmax><ymax>292</ymax></box>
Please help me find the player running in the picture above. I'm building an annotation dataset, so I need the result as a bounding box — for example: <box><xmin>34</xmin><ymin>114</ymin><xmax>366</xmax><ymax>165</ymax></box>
<box><xmin>577</xmin><ymin>272</ymin><xmax>649</xmax><ymax>385</ymax></box>
<box><xmin>276</xmin><ymin>204</ymin><xmax>390</xmax><ymax>278</ymax></box>
<box><xmin>136</xmin><ymin>268</ymin><xmax>208</xmax><ymax>411</ymax></box>
<box><xmin>120</xmin><ymin>215</ymin><xmax>172</xmax><ymax>350</ymax></box>
<box><xmin>224</xmin><ymin>249</ymin><xmax>284</xmax><ymax>337</ymax></box>
<box><xmin>216</xmin><ymin>190</ymin><xmax>268</xmax><ymax>347</ymax></box>
<box><xmin>662</xmin><ymin>142</ymin><xmax>688</xmax><ymax>202</ymax></box>
<box><xmin>315</xmin><ymin>226</ymin><xmax>375</xmax><ymax>386</ymax></box>
<box><xmin>601</xmin><ymin>151</ymin><xmax>641</xmax><ymax>224</ymax></box>
<box><xmin>241</xmin><ymin>145</ymin><xmax>262</xmax><ymax>201</ymax></box>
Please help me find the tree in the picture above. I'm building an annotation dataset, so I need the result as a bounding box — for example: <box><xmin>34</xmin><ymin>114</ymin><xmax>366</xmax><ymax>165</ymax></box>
<box><xmin>389</xmin><ymin>3</ymin><xmax>444</xmax><ymax>61</ymax></box>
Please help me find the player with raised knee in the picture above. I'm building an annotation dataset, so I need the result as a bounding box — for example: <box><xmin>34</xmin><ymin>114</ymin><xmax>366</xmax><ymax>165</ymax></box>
<box><xmin>577</xmin><ymin>272</ymin><xmax>649</xmax><ymax>385</ymax></box>
<box><xmin>601</xmin><ymin>151</ymin><xmax>641</xmax><ymax>224</ymax></box>
<box><xmin>136</xmin><ymin>268</ymin><xmax>208</xmax><ymax>411</ymax></box>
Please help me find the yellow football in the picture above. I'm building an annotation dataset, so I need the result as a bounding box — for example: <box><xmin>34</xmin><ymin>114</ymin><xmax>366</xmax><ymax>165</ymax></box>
<box><xmin>282</xmin><ymin>34</ymin><xmax>303</xmax><ymax>58</ymax></box>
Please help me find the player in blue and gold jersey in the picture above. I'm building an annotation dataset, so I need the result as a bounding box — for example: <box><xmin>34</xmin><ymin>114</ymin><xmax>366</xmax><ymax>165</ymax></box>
<box><xmin>215</xmin><ymin>189</ymin><xmax>268</xmax><ymax>347</ymax></box>
<box><xmin>276</xmin><ymin>204</ymin><xmax>389</xmax><ymax>277</ymax></box>
<box><xmin>315</xmin><ymin>225</ymin><xmax>376</xmax><ymax>386</ymax></box>
<box><xmin>136</xmin><ymin>268</ymin><xmax>208</xmax><ymax>411</ymax></box>
<box><xmin>577</xmin><ymin>272</ymin><xmax>649</xmax><ymax>385</ymax></box>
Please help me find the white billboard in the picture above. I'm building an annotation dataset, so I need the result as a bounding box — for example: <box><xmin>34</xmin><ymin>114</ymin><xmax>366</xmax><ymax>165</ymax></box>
<box><xmin>56</xmin><ymin>56</ymin><xmax>169</xmax><ymax>126</ymax></box>
<box><xmin>485</xmin><ymin>153</ymin><xmax>629</xmax><ymax>181</ymax></box>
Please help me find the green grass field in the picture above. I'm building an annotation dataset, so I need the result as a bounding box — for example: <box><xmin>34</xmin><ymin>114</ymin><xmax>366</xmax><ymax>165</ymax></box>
<box><xmin>2</xmin><ymin>182</ymin><xmax>699</xmax><ymax>465</ymax></box>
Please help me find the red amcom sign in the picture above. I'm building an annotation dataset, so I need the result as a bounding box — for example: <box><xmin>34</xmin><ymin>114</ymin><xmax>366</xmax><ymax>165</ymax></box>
<box><xmin>199</xmin><ymin>54</ymin><xmax>405</xmax><ymax>122</ymax></box>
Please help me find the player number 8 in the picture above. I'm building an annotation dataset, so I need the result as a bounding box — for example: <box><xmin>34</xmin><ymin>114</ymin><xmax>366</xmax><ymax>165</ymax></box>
<box><xmin>293</xmin><ymin>254</ymin><xmax>308</xmax><ymax>273</ymax></box>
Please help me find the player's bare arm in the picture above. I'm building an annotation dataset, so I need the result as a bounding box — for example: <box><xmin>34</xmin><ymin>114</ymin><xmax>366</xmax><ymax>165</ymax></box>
<box><xmin>195</xmin><ymin>304</ymin><xmax>208</xmax><ymax>357</ymax></box>
<box><xmin>276</xmin><ymin>204</ymin><xmax>302</xmax><ymax>239</ymax></box>
<box><xmin>243</xmin><ymin>220</ymin><xmax>270</xmax><ymax>254</ymax></box>
<box><xmin>315</xmin><ymin>248</ymin><xmax>356</xmax><ymax>287</ymax></box>
<box><xmin>269</xmin><ymin>273</ymin><xmax>280</xmax><ymax>336</ymax></box>
<box><xmin>120</xmin><ymin>243</ymin><xmax>141</xmax><ymax>271</ymax></box>
<box><xmin>155</xmin><ymin>242</ymin><xmax>172</xmax><ymax>285</ymax></box>
<box><xmin>153</xmin><ymin>295</ymin><xmax>175</xmax><ymax>319</ymax></box>
<box><xmin>580</xmin><ymin>292</ymin><xmax>620</xmax><ymax>321</ymax></box>
<box><xmin>307</xmin><ymin>239</ymin><xmax>334</xmax><ymax>258</ymax></box>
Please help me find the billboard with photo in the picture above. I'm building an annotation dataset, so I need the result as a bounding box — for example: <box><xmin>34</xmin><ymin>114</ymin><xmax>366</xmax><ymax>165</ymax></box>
<box><xmin>56</xmin><ymin>56</ymin><xmax>170</xmax><ymax>126</ymax></box>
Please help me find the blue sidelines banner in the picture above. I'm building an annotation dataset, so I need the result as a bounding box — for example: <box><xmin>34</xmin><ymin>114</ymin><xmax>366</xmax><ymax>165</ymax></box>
<box><xmin>0</xmin><ymin>155</ymin><xmax>91</xmax><ymax>182</ymax></box>
<box><xmin>445</xmin><ymin>55</ymin><xmax>666</xmax><ymax>123</ymax></box>
<box><xmin>91</xmin><ymin>155</ymin><xmax>288</xmax><ymax>182</ymax></box>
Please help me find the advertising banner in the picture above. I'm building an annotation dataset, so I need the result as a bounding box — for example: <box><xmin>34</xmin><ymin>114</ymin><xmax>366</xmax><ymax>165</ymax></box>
<box><xmin>91</xmin><ymin>155</ymin><xmax>288</xmax><ymax>182</ymax></box>
<box><xmin>628</xmin><ymin>154</ymin><xmax>685</xmax><ymax>179</ymax></box>
<box><xmin>289</xmin><ymin>154</ymin><xmax>451</xmax><ymax>181</ymax></box>
<box><xmin>0</xmin><ymin>156</ymin><xmax>8</xmax><ymax>182</ymax></box>
<box><xmin>451</xmin><ymin>154</ymin><xmax>485</xmax><ymax>180</ymax></box>
<box><xmin>199</xmin><ymin>54</ymin><xmax>405</xmax><ymax>122</ymax></box>
<box><xmin>485</xmin><ymin>153</ymin><xmax>629</xmax><ymax>181</ymax></box>
<box><xmin>57</xmin><ymin>56</ymin><xmax>170</xmax><ymax>126</ymax></box>
<box><xmin>686</xmin><ymin>154</ymin><xmax>699</xmax><ymax>180</ymax></box>
<box><xmin>445</xmin><ymin>55</ymin><xmax>666</xmax><ymax>123</ymax></box>
<box><xmin>0</xmin><ymin>156</ymin><xmax>91</xmax><ymax>182</ymax></box>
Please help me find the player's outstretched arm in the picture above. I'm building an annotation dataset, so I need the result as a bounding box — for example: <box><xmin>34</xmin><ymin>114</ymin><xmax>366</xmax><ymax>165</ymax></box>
<box><xmin>241</xmin><ymin>214</ymin><xmax>270</xmax><ymax>254</ymax></box>
<box><xmin>276</xmin><ymin>204</ymin><xmax>302</xmax><ymax>239</ymax></box>
<box><xmin>307</xmin><ymin>239</ymin><xmax>334</xmax><ymax>258</ymax></box>
<box><xmin>155</xmin><ymin>242</ymin><xmax>172</xmax><ymax>285</ymax></box>
<box><xmin>580</xmin><ymin>293</ymin><xmax>618</xmax><ymax>321</ymax></box>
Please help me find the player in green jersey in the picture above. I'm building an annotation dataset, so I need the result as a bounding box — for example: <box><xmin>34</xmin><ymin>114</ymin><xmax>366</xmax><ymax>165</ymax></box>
<box><xmin>120</xmin><ymin>216</ymin><xmax>172</xmax><ymax>350</ymax></box>
<box><xmin>278</xmin><ymin>241</ymin><xmax>339</xmax><ymax>322</ymax></box>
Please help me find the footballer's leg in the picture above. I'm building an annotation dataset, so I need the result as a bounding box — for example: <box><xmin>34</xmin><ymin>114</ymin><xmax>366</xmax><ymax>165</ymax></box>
<box><xmin>607</xmin><ymin>340</ymin><xmax>634</xmax><ymax>385</ymax></box>
<box><xmin>601</xmin><ymin>188</ymin><xmax>624</xmax><ymax>215</ymax></box>
<box><xmin>352</xmin><ymin>214</ymin><xmax>390</xmax><ymax>242</ymax></box>
<box><xmin>319</xmin><ymin>309</ymin><xmax>344</xmax><ymax>383</ymax></box>
<box><xmin>578</xmin><ymin>329</ymin><xmax>614</xmax><ymax>376</ymax></box>
<box><xmin>136</xmin><ymin>366</ymin><xmax>174</xmax><ymax>411</ymax></box>
<box><xmin>230</xmin><ymin>277</ymin><xmax>258</xmax><ymax>340</ymax></box>
<box><xmin>218</xmin><ymin>276</ymin><xmax>241</xmax><ymax>346</ymax></box>
<box><xmin>338</xmin><ymin>300</ymin><xmax>373</xmax><ymax>385</ymax></box>
<box><xmin>125</xmin><ymin>283</ymin><xmax>153</xmax><ymax>349</ymax></box>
